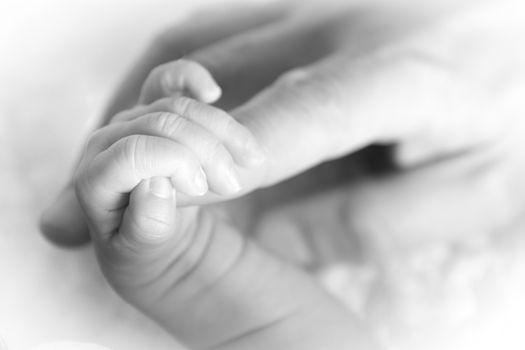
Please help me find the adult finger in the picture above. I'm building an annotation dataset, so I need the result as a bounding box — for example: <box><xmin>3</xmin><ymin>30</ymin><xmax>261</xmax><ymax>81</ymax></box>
<box><xmin>152</xmin><ymin>5</ymin><xmax>341</xmax><ymax>110</ymax></box>
<box><xmin>227</xmin><ymin>36</ymin><xmax>506</xmax><ymax>193</ymax></box>
<box><xmin>133</xmin><ymin>15</ymin><xmax>488</xmax><ymax>207</ymax></box>
<box><xmin>40</xmin><ymin>2</ymin><xmax>462</xmax><ymax>246</ymax></box>
<box><xmin>179</xmin><ymin>1</ymin><xmax>449</xmax><ymax>110</ymax></box>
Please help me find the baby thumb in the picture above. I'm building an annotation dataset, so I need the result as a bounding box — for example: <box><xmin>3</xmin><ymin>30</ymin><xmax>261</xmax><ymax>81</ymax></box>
<box><xmin>117</xmin><ymin>177</ymin><xmax>177</xmax><ymax>250</ymax></box>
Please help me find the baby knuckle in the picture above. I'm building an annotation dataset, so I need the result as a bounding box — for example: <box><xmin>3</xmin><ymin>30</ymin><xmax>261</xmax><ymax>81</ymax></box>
<box><xmin>209</xmin><ymin>108</ymin><xmax>239</xmax><ymax>135</ymax></box>
<box><xmin>148</xmin><ymin>112</ymin><xmax>186</xmax><ymax>137</ymax></box>
<box><xmin>132</xmin><ymin>214</ymin><xmax>171</xmax><ymax>236</ymax></box>
<box><xmin>171</xmin><ymin>96</ymin><xmax>198</xmax><ymax>117</ymax></box>
<box><xmin>220</xmin><ymin>111</ymin><xmax>238</xmax><ymax>132</ymax></box>
<box><xmin>121</xmin><ymin>135</ymin><xmax>147</xmax><ymax>172</ymax></box>
<box><xmin>202</xmin><ymin>140</ymin><xmax>227</xmax><ymax>164</ymax></box>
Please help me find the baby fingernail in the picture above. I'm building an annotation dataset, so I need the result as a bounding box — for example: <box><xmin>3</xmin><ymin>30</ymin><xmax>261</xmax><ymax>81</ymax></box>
<box><xmin>149</xmin><ymin>177</ymin><xmax>173</xmax><ymax>199</ymax></box>
<box><xmin>193</xmin><ymin>168</ymin><xmax>208</xmax><ymax>195</ymax></box>
<box><xmin>201</xmin><ymin>84</ymin><xmax>222</xmax><ymax>103</ymax></box>
<box><xmin>225</xmin><ymin>166</ymin><xmax>242</xmax><ymax>193</ymax></box>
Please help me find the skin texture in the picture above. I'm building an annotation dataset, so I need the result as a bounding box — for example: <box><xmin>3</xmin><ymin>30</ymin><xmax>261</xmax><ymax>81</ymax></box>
<box><xmin>41</xmin><ymin>0</ymin><xmax>525</xmax><ymax>348</ymax></box>
<box><xmin>40</xmin><ymin>0</ymin><xmax>446</xmax><ymax>244</ymax></box>
<box><xmin>75</xmin><ymin>61</ymin><xmax>378</xmax><ymax>349</ymax></box>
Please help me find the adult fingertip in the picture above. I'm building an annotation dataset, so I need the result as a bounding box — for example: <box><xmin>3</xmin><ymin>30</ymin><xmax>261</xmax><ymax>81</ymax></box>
<box><xmin>39</xmin><ymin>188</ymin><xmax>91</xmax><ymax>247</ymax></box>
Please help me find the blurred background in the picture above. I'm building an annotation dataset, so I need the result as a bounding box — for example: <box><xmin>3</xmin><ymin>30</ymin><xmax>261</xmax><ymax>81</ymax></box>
<box><xmin>2</xmin><ymin>1</ymin><xmax>525</xmax><ymax>350</ymax></box>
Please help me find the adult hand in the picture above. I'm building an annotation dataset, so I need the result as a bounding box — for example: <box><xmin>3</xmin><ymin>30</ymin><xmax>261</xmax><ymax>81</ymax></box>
<box><xmin>41</xmin><ymin>0</ymin><xmax>525</xmax><ymax>254</ymax></box>
<box><xmin>42</xmin><ymin>1</ymin><xmax>524</xmax><ymax>244</ymax></box>
<box><xmin>38</xmin><ymin>0</ymin><xmax>525</xmax><ymax>347</ymax></box>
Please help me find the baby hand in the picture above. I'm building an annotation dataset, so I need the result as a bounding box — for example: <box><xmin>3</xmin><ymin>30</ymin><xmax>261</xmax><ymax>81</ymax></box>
<box><xmin>137</xmin><ymin>58</ymin><xmax>222</xmax><ymax>105</ymax></box>
<box><xmin>73</xmin><ymin>65</ymin><xmax>272</xmax><ymax>348</ymax></box>
<box><xmin>76</xmin><ymin>176</ymin><xmax>372</xmax><ymax>350</ymax></box>
<box><xmin>60</xmin><ymin>47</ymin><xmax>381</xmax><ymax>350</ymax></box>
<box><xmin>73</xmin><ymin>66</ymin><xmax>370</xmax><ymax>349</ymax></box>
<box><xmin>74</xmin><ymin>126</ymin><xmax>372</xmax><ymax>350</ymax></box>
<box><xmin>76</xmin><ymin>59</ymin><xmax>265</xmax><ymax>231</ymax></box>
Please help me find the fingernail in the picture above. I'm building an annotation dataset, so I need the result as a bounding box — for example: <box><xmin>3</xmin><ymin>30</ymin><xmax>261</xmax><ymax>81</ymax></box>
<box><xmin>193</xmin><ymin>168</ymin><xmax>208</xmax><ymax>195</ymax></box>
<box><xmin>149</xmin><ymin>177</ymin><xmax>173</xmax><ymax>199</ymax></box>
<box><xmin>202</xmin><ymin>84</ymin><xmax>222</xmax><ymax>103</ymax></box>
<box><xmin>225</xmin><ymin>166</ymin><xmax>242</xmax><ymax>193</ymax></box>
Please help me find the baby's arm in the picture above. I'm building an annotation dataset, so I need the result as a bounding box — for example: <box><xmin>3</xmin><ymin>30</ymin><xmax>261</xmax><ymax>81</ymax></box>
<box><xmin>75</xmin><ymin>99</ymin><xmax>375</xmax><ymax>350</ymax></box>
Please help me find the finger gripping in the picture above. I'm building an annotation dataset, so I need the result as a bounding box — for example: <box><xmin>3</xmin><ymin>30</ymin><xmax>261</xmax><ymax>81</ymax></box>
<box><xmin>171</xmin><ymin>96</ymin><xmax>199</xmax><ymax>119</ymax></box>
<box><xmin>146</xmin><ymin>112</ymin><xmax>188</xmax><ymax>139</ymax></box>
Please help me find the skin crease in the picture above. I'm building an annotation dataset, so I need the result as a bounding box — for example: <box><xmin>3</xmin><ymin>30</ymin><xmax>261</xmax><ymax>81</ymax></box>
<box><xmin>41</xmin><ymin>0</ymin><xmax>525</xmax><ymax>349</ymax></box>
<box><xmin>75</xmin><ymin>62</ymin><xmax>380</xmax><ymax>349</ymax></box>
<box><xmin>40</xmin><ymin>0</ymin><xmax>464</xmax><ymax>244</ymax></box>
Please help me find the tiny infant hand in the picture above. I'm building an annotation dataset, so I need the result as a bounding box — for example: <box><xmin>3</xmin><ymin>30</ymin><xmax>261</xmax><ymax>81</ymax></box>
<box><xmin>76</xmin><ymin>60</ymin><xmax>265</xmax><ymax>236</ymax></box>
<box><xmin>74</xmin><ymin>64</ymin><xmax>374</xmax><ymax>350</ymax></box>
